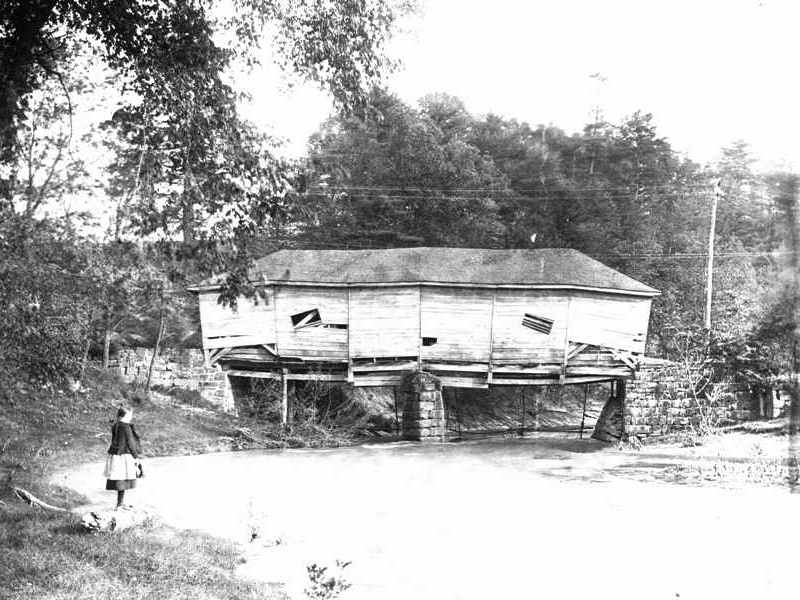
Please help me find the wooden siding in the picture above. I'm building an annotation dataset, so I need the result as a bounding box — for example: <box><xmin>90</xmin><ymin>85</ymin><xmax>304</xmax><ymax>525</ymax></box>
<box><xmin>420</xmin><ymin>287</ymin><xmax>493</xmax><ymax>362</ymax></box>
<box><xmin>198</xmin><ymin>290</ymin><xmax>276</xmax><ymax>350</ymax></box>
<box><xmin>273</xmin><ymin>287</ymin><xmax>348</xmax><ymax>359</ymax></box>
<box><xmin>490</xmin><ymin>290</ymin><xmax>570</xmax><ymax>364</ymax></box>
<box><xmin>199</xmin><ymin>283</ymin><xmax>652</xmax><ymax>367</ymax></box>
<box><xmin>349</xmin><ymin>287</ymin><xmax>420</xmax><ymax>358</ymax></box>
<box><xmin>566</xmin><ymin>292</ymin><xmax>651</xmax><ymax>353</ymax></box>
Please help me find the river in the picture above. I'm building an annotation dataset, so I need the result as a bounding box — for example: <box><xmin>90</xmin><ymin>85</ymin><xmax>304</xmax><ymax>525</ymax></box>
<box><xmin>59</xmin><ymin>435</ymin><xmax>800</xmax><ymax>600</ymax></box>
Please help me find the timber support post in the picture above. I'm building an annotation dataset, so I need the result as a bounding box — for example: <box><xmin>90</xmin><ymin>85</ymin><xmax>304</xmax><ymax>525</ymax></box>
<box><xmin>579</xmin><ymin>386</ymin><xmax>588</xmax><ymax>439</ymax></box>
<box><xmin>400</xmin><ymin>371</ymin><xmax>446</xmax><ymax>442</ymax></box>
<box><xmin>281</xmin><ymin>368</ymin><xmax>288</xmax><ymax>426</ymax></box>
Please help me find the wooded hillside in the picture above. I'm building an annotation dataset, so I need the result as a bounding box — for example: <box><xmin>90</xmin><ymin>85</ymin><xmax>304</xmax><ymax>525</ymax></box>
<box><xmin>0</xmin><ymin>3</ymin><xmax>797</xmax><ymax>394</ymax></box>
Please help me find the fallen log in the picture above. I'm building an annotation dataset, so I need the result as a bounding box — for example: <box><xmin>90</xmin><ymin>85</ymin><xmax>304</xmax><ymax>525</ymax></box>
<box><xmin>12</xmin><ymin>486</ymin><xmax>69</xmax><ymax>513</ymax></box>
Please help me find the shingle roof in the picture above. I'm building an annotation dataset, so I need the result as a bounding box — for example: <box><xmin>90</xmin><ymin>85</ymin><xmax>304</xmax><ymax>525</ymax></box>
<box><xmin>235</xmin><ymin>248</ymin><xmax>659</xmax><ymax>296</ymax></box>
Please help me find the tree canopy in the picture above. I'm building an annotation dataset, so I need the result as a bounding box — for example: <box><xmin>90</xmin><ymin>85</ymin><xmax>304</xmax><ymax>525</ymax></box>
<box><xmin>0</xmin><ymin>0</ymin><xmax>415</xmax><ymax>383</ymax></box>
<box><xmin>293</xmin><ymin>92</ymin><xmax>794</xmax><ymax>368</ymax></box>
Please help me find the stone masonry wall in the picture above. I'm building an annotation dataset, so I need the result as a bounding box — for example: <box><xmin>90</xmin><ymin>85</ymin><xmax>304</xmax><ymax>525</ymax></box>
<box><xmin>624</xmin><ymin>365</ymin><xmax>754</xmax><ymax>439</ymax></box>
<box><xmin>111</xmin><ymin>347</ymin><xmax>234</xmax><ymax>411</ymax></box>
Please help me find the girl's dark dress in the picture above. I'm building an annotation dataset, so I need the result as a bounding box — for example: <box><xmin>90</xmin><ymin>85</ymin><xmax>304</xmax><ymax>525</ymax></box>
<box><xmin>104</xmin><ymin>421</ymin><xmax>141</xmax><ymax>491</ymax></box>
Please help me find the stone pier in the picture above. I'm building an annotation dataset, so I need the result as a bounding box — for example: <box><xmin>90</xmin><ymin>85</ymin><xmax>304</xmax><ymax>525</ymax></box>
<box><xmin>401</xmin><ymin>371</ymin><xmax>446</xmax><ymax>441</ymax></box>
<box><xmin>592</xmin><ymin>378</ymin><xmax>626</xmax><ymax>442</ymax></box>
<box><xmin>198</xmin><ymin>370</ymin><xmax>235</xmax><ymax>412</ymax></box>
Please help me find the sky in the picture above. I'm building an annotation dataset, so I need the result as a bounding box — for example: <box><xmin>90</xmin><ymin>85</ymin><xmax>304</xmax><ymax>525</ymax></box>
<box><xmin>238</xmin><ymin>0</ymin><xmax>799</xmax><ymax>171</ymax></box>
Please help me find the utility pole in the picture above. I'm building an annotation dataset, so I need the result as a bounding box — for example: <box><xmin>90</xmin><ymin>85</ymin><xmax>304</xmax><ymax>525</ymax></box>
<box><xmin>587</xmin><ymin>73</ymin><xmax>607</xmax><ymax>177</ymax></box>
<box><xmin>704</xmin><ymin>180</ymin><xmax>723</xmax><ymax>330</ymax></box>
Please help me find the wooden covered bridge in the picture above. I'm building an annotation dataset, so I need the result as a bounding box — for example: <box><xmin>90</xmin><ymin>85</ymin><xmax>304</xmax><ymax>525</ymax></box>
<box><xmin>192</xmin><ymin>248</ymin><xmax>659</xmax><ymax>439</ymax></box>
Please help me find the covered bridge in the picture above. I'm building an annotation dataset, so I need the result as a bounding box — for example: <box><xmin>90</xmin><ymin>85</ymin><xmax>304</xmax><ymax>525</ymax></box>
<box><xmin>193</xmin><ymin>247</ymin><xmax>660</xmax><ymax>438</ymax></box>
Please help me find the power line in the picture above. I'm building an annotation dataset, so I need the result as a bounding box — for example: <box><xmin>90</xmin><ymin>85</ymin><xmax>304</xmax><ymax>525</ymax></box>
<box><xmin>300</xmin><ymin>192</ymin><xmax>707</xmax><ymax>203</ymax></box>
<box><xmin>305</xmin><ymin>183</ymin><xmax>714</xmax><ymax>193</ymax></box>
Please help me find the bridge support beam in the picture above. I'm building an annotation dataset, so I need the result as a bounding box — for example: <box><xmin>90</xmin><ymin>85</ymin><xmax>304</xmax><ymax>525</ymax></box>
<box><xmin>401</xmin><ymin>371</ymin><xmax>446</xmax><ymax>442</ymax></box>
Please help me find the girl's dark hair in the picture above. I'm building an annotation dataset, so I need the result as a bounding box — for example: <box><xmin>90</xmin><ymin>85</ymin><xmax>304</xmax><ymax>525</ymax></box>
<box><xmin>117</xmin><ymin>406</ymin><xmax>127</xmax><ymax>419</ymax></box>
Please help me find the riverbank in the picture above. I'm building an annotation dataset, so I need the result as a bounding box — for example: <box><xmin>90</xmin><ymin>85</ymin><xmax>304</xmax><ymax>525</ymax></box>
<box><xmin>0</xmin><ymin>369</ymin><xmax>366</xmax><ymax>600</ymax></box>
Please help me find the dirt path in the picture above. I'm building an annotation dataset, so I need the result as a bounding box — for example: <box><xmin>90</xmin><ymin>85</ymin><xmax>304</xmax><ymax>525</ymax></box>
<box><xmin>56</xmin><ymin>435</ymin><xmax>800</xmax><ymax>600</ymax></box>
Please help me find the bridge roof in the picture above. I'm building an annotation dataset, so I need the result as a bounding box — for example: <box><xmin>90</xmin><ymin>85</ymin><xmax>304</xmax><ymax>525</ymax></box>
<box><xmin>227</xmin><ymin>248</ymin><xmax>659</xmax><ymax>296</ymax></box>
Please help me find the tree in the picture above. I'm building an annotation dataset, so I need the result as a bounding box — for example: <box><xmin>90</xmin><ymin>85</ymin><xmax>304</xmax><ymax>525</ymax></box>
<box><xmin>0</xmin><ymin>216</ymin><xmax>98</xmax><ymax>383</ymax></box>
<box><xmin>0</xmin><ymin>0</ymin><xmax>414</xmax><ymax>216</ymax></box>
<box><xmin>297</xmin><ymin>90</ymin><xmax>510</xmax><ymax>248</ymax></box>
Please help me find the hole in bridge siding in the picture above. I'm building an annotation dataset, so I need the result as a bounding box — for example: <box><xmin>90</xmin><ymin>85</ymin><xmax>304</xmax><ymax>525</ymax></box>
<box><xmin>522</xmin><ymin>313</ymin><xmax>554</xmax><ymax>335</ymax></box>
<box><xmin>422</xmin><ymin>337</ymin><xmax>438</xmax><ymax>346</ymax></box>
<box><xmin>290</xmin><ymin>308</ymin><xmax>322</xmax><ymax>328</ymax></box>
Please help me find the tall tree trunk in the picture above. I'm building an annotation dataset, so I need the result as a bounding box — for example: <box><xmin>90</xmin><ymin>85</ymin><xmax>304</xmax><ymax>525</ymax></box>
<box><xmin>79</xmin><ymin>308</ymin><xmax>94</xmax><ymax>382</ymax></box>
<box><xmin>80</xmin><ymin>334</ymin><xmax>91</xmax><ymax>381</ymax></box>
<box><xmin>780</xmin><ymin>175</ymin><xmax>799</xmax><ymax>491</ymax></box>
<box><xmin>102</xmin><ymin>325</ymin><xmax>113</xmax><ymax>369</ymax></box>
<box><xmin>182</xmin><ymin>197</ymin><xmax>195</xmax><ymax>243</ymax></box>
<box><xmin>145</xmin><ymin>288</ymin><xmax>166</xmax><ymax>397</ymax></box>
<box><xmin>0</xmin><ymin>0</ymin><xmax>57</xmax><ymax>205</ymax></box>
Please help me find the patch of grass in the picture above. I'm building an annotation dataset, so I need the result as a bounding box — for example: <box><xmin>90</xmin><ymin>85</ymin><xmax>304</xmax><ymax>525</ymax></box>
<box><xmin>662</xmin><ymin>458</ymin><xmax>790</xmax><ymax>487</ymax></box>
<box><xmin>0</xmin><ymin>506</ymin><xmax>284</xmax><ymax>600</ymax></box>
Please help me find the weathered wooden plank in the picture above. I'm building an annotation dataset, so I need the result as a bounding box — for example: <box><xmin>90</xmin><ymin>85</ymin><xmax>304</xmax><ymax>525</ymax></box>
<box><xmin>439</xmin><ymin>376</ymin><xmax>489</xmax><ymax>389</ymax></box>
<box><xmin>417</xmin><ymin>285</ymin><xmax>422</xmax><ymax>368</ymax></box>
<box><xmin>353</xmin><ymin>361</ymin><xmax>419</xmax><ymax>372</ymax></box>
<box><xmin>226</xmin><ymin>370</ymin><xmax>280</xmax><ymax>379</ymax></box>
<box><xmin>490</xmin><ymin>376</ymin><xmax>612</xmax><ymax>386</ymax></box>
<box><xmin>423</xmin><ymin>362</ymin><xmax>489</xmax><ymax>372</ymax></box>
<box><xmin>568</xmin><ymin>354</ymin><xmax>623</xmax><ymax>366</ymax></box>
<box><xmin>198</xmin><ymin>290</ymin><xmax>276</xmax><ymax>350</ymax></box>
<box><xmin>349</xmin><ymin>287</ymin><xmax>419</xmax><ymax>358</ymax></box>
<box><xmin>610</xmin><ymin>348</ymin><xmax>638</xmax><ymax>369</ymax></box>
<box><xmin>564</xmin><ymin>292</ymin><xmax>651</xmax><ymax>353</ymax></box>
<box><xmin>560</xmin><ymin>297</ymin><xmax>572</xmax><ymax>384</ymax></box>
<box><xmin>491</xmin><ymin>290</ymin><xmax>570</xmax><ymax>362</ymax></box>
<box><xmin>346</xmin><ymin>287</ymin><xmax>351</xmax><ymax>361</ymax></box>
<box><xmin>491</xmin><ymin>349</ymin><xmax>565</xmax><ymax>364</ymax></box>
<box><xmin>285</xmin><ymin>373</ymin><xmax>348</xmax><ymax>382</ymax></box>
<box><xmin>420</xmin><ymin>287</ymin><xmax>493</xmax><ymax>362</ymax></box>
<box><xmin>566</xmin><ymin>343</ymin><xmax>589</xmax><ymax>360</ymax></box>
<box><xmin>271</xmin><ymin>286</ymin><xmax>280</xmax><ymax>355</ymax></box>
<box><xmin>492</xmin><ymin>365</ymin><xmax>561</xmax><ymax>375</ymax></box>
<box><xmin>209</xmin><ymin>347</ymin><xmax>232</xmax><ymax>365</ymax></box>
<box><xmin>224</xmin><ymin>346</ymin><xmax>276</xmax><ymax>361</ymax></box>
<box><xmin>487</xmin><ymin>291</ymin><xmax>496</xmax><ymax>383</ymax></box>
<box><xmin>281</xmin><ymin>368</ymin><xmax>288</xmax><ymax>425</ymax></box>
<box><xmin>353</xmin><ymin>375</ymin><xmax>404</xmax><ymax>387</ymax></box>
<box><xmin>566</xmin><ymin>366</ymin><xmax>632</xmax><ymax>376</ymax></box>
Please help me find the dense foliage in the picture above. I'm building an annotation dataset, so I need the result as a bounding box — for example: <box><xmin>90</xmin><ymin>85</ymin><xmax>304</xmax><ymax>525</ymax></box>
<box><xmin>296</xmin><ymin>91</ymin><xmax>797</xmax><ymax>374</ymax></box>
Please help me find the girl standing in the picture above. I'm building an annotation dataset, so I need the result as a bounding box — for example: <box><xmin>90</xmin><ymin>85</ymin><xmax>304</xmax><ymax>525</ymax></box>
<box><xmin>104</xmin><ymin>406</ymin><xmax>142</xmax><ymax>509</ymax></box>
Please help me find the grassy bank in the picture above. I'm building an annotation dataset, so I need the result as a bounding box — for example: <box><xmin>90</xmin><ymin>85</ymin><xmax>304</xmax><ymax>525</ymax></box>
<box><xmin>0</xmin><ymin>510</ymin><xmax>278</xmax><ymax>600</ymax></box>
<box><xmin>0</xmin><ymin>368</ymin><xmax>367</xmax><ymax>600</ymax></box>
